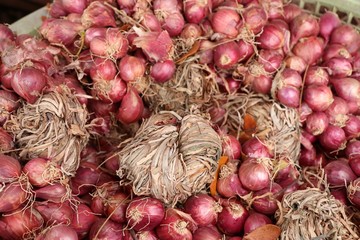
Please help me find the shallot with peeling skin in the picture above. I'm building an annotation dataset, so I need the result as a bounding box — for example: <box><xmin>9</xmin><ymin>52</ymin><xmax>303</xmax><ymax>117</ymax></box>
<box><xmin>210</xmin><ymin>8</ymin><xmax>241</xmax><ymax>38</ymax></box>
<box><xmin>40</xmin><ymin>18</ymin><xmax>83</xmax><ymax>45</ymax></box>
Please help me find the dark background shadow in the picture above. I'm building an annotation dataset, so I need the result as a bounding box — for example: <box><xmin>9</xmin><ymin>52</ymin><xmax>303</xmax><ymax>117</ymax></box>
<box><xmin>0</xmin><ymin>0</ymin><xmax>50</xmax><ymax>24</ymax></box>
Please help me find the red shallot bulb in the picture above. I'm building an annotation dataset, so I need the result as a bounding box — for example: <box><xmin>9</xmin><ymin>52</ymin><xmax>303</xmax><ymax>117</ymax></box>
<box><xmin>303</xmin><ymin>84</ymin><xmax>334</xmax><ymax>112</ymax></box>
<box><xmin>126</xmin><ymin>197</ymin><xmax>165</xmax><ymax>231</ymax></box>
<box><xmin>211</xmin><ymin>8</ymin><xmax>241</xmax><ymax>38</ymax></box>
<box><xmin>238</xmin><ymin>158</ymin><xmax>270</xmax><ymax>191</ymax></box>
<box><xmin>345</xmin><ymin>140</ymin><xmax>360</xmax><ymax>160</ymax></box>
<box><xmin>40</xmin><ymin>18</ymin><xmax>83</xmax><ymax>45</ymax></box>
<box><xmin>324</xmin><ymin>160</ymin><xmax>357</xmax><ymax>187</ymax></box>
<box><xmin>217</xmin><ymin>199</ymin><xmax>249</xmax><ymax>235</ymax></box>
<box><xmin>119</xmin><ymin>55</ymin><xmax>146</xmax><ymax>82</ymax></box>
<box><xmin>181</xmin><ymin>23</ymin><xmax>203</xmax><ymax>40</ymax></box>
<box><xmin>343</xmin><ymin>115</ymin><xmax>360</xmax><ymax>138</ymax></box>
<box><xmin>81</xmin><ymin>1</ymin><xmax>116</xmax><ymax>28</ymax></box>
<box><xmin>0</xmin><ymin>128</ymin><xmax>13</xmax><ymax>151</ymax></box>
<box><xmin>193</xmin><ymin>225</ymin><xmax>222</xmax><ymax>240</ymax></box>
<box><xmin>11</xmin><ymin>67</ymin><xmax>47</xmax><ymax>104</ymax></box>
<box><xmin>0</xmin><ymin>154</ymin><xmax>21</xmax><ymax>183</ymax></box>
<box><xmin>304</xmin><ymin>66</ymin><xmax>329</xmax><ymax>86</ymax></box>
<box><xmin>257</xmin><ymin>24</ymin><xmax>285</xmax><ymax>50</ymax></box>
<box><xmin>331</xmin><ymin>78</ymin><xmax>360</xmax><ymax>105</ymax></box>
<box><xmin>155</xmin><ymin>208</ymin><xmax>196</xmax><ymax>240</ymax></box>
<box><xmin>325</xmin><ymin>97</ymin><xmax>350</xmax><ymax>127</ymax></box>
<box><xmin>61</xmin><ymin>0</ymin><xmax>87</xmax><ymax>14</ymax></box>
<box><xmin>305</xmin><ymin>112</ymin><xmax>329</xmax><ymax>136</ymax></box>
<box><xmin>258</xmin><ymin>49</ymin><xmax>284</xmax><ymax>73</ymax></box>
<box><xmin>319</xmin><ymin>125</ymin><xmax>347</xmax><ymax>151</ymax></box>
<box><xmin>323</xmin><ymin>44</ymin><xmax>352</xmax><ymax>62</ymax></box>
<box><xmin>116</xmin><ymin>86</ymin><xmax>144</xmax><ymax>124</ymax></box>
<box><xmin>150</xmin><ymin>60</ymin><xmax>176</xmax><ymax>83</ymax></box>
<box><xmin>222</xmin><ymin>134</ymin><xmax>242</xmax><ymax>160</ymax></box>
<box><xmin>244</xmin><ymin>212</ymin><xmax>272</xmax><ymax>235</ymax></box>
<box><xmin>217</xmin><ymin>161</ymin><xmax>250</xmax><ymax>198</ymax></box>
<box><xmin>276</xmin><ymin>86</ymin><xmax>300</xmax><ymax>108</ymax></box>
<box><xmin>90</xmin><ymin>57</ymin><xmax>117</xmax><ymax>81</ymax></box>
<box><xmin>214</xmin><ymin>41</ymin><xmax>242</xmax><ymax>69</ymax></box>
<box><xmin>283</xmin><ymin>3</ymin><xmax>302</xmax><ymax>23</ymax></box>
<box><xmin>252</xmin><ymin>183</ymin><xmax>283</xmax><ymax>215</ymax></box>
<box><xmin>293</xmin><ymin>37</ymin><xmax>324</xmax><ymax>65</ymax></box>
<box><xmin>184</xmin><ymin>194</ymin><xmax>222</xmax><ymax>227</ymax></box>
<box><xmin>290</xmin><ymin>13</ymin><xmax>320</xmax><ymax>45</ymax></box>
<box><xmin>319</xmin><ymin>11</ymin><xmax>341</xmax><ymax>42</ymax></box>
<box><xmin>161</xmin><ymin>11</ymin><xmax>185</xmax><ymax>37</ymax></box>
<box><xmin>243</xmin><ymin>5</ymin><xmax>268</xmax><ymax>35</ymax></box>
<box><xmin>89</xmin><ymin>218</ymin><xmax>125</xmax><ymax>239</ymax></box>
<box><xmin>330</xmin><ymin>24</ymin><xmax>360</xmax><ymax>55</ymax></box>
<box><xmin>23</xmin><ymin>158</ymin><xmax>62</xmax><ymax>187</ymax></box>
<box><xmin>90</xmin><ymin>28</ymin><xmax>128</xmax><ymax>59</ymax></box>
<box><xmin>324</xmin><ymin>57</ymin><xmax>353</xmax><ymax>78</ymax></box>
<box><xmin>184</xmin><ymin>0</ymin><xmax>211</xmax><ymax>24</ymax></box>
<box><xmin>347</xmin><ymin>178</ymin><xmax>360</xmax><ymax>207</ymax></box>
<box><xmin>242</xmin><ymin>137</ymin><xmax>272</xmax><ymax>158</ymax></box>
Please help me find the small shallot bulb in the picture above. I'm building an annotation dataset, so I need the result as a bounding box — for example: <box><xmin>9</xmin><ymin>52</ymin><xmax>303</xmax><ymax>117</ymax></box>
<box><xmin>304</xmin><ymin>66</ymin><xmax>329</xmax><ymax>85</ymax></box>
<box><xmin>243</xmin><ymin>5</ymin><xmax>268</xmax><ymax>34</ymax></box>
<box><xmin>119</xmin><ymin>55</ymin><xmax>146</xmax><ymax>82</ymax></box>
<box><xmin>150</xmin><ymin>60</ymin><xmax>176</xmax><ymax>83</ymax></box>
<box><xmin>184</xmin><ymin>194</ymin><xmax>222</xmax><ymax>227</ymax></box>
<box><xmin>290</xmin><ymin>13</ymin><xmax>320</xmax><ymax>45</ymax></box>
<box><xmin>214</xmin><ymin>41</ymin><xmax>242</xmax><ymax>69</ymax></box>
<box><xmin>184</xmin><ymin>0</ymin><xmax>211</xmax><ymax>24</ymax></box>
<box><xmin>211</xmin><ymin>8</ymin><xmax>241</xmax><ymax>38</ymax></box>
<box><xmin>303</xmin><ymin>84</ymin><xmax>334</xmax><ymax>112</ymax></box>
<box><xmin>305</xmin><ymin>112</ymin><xmax>329</xmax><ymax>136</ymax></box>
<box><xmin>238</xmin><ymin>158</ymin><xmax>270</xmax><ymax>191</ymax></box>
<box><xmin>257</xmin><ymin>24</ymin><xmax>285</xmax><ymax>50</ymax></box>
<box><xmin>293</xmin><ymin>37</ymin><xmax>324</xmax><ymax>65</ymax></box>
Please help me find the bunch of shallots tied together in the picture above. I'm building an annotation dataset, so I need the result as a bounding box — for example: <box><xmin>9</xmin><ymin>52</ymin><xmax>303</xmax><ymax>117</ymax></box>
<box><xmin>116</xmin><ymin>111</ymin><xmax>222</xmax><ymax>206</ymax></box>
<box><xmin>0</xmin><ymin>0</ymin><xmax>359</xmax><ymax>238</ymax></box>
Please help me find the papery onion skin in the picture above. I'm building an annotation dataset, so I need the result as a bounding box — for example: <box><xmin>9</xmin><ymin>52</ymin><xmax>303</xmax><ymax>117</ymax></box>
<box><xmin>324</xmin><ymin>160</ymin><xmax>357</xmax><ymax>187</ymax></box>
<box><xmin>126</xmin><ymin>197</ymin><xmax>165</xmax><ymax>231</ymax></box>
<box><xmin>325</xmin><ymin>97</ymin><xmax>349</xmax><ymax>127</ymax></box>
<box><xmin>238</xmin><ymin>158</ymin><xmax>270</xmax><ymax>191</ymax></box>
<box><xmin>184</xmin><ymin>194</ymin><xmax>221</xmax><ymax>227</ymax></box>
<box><xmin>323</xmin><ymin>44</ymin><xmax>351</xmax><ymax>61</ymax></box>
<box><xmin>217</xmin><ymin>199</ymin><xmax>249</xmax><ymax>235</ymax></box>
<box><xmin>243</xmin><ymin>212</ymin><xmax>272</xmax><ymax>235</ymax></box>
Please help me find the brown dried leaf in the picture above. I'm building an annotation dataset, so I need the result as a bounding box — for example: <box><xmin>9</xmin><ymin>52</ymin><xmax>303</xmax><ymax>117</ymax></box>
<box><xmin>244</xmin><ymin>224</ymin><xmax>281</xmax><ymax>240</ymax></box>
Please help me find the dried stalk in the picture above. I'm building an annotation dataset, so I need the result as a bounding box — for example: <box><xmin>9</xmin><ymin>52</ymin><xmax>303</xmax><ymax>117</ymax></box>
<box><xmin>276</xmin><ymin>188</ymin><xmax>360</xmax><ymax>240</ymax></box>
<box><xmin>4</xmin><ymin>86</ymin><xmax>89</xmax><ymax>176</ymax></box>
<box><xmin>116</xmin><ymin>112</ymin><xmax>221</xmax><ymax>206</ymax></box>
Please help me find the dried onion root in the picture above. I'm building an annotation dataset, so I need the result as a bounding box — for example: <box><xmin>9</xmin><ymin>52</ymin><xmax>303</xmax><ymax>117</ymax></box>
<box><xmin>211</xmin><ymin>91</ymin><xmax>301</xmax><ymax>163</ymax></box>
<box><xmin>276</xmin><ymin>188</ymin><xmax>360</xmax><ymax>240</ymax></box>
<box><xmin>4</xmin><ymin>86</ymin><xmax>90</xmax><ymax>176</ymax></box>
<box><xmin>116</xmin><ymin>111</ymin><xmax>222</xmax><ymax>206</ymax></box>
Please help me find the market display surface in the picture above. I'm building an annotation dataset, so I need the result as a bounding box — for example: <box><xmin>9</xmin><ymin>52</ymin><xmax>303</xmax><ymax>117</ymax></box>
<box><xmin>0</xmin><ymin>0</ymin><xmax>359</xmax><ymax>239</ymax></box>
